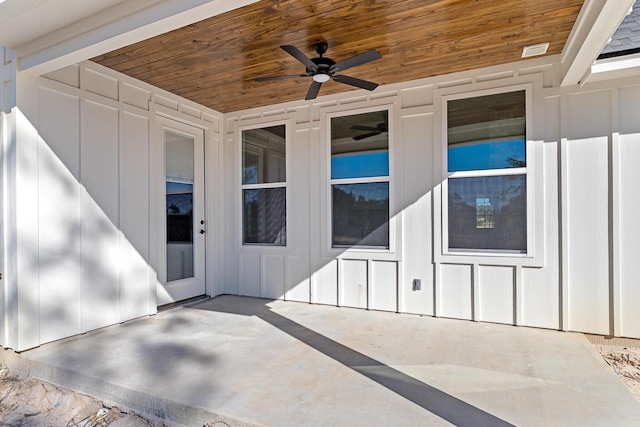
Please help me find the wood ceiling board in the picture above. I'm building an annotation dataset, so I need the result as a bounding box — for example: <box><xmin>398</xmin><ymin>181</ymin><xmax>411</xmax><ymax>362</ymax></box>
<box><xmin>92</xmin><ymin>0</ymin><xmax>584</xmax><ymax>113</ymax></box>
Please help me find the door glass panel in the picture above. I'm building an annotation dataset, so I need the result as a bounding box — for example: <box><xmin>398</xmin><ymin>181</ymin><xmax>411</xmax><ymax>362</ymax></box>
<box><xmin>165</xmin><ymin>131</ymin><xmax>195</xmax><ymax>282</ymax></box>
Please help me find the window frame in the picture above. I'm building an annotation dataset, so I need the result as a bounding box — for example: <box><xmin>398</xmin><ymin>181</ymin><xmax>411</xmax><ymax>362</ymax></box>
<box><xmin>323</xmin><ymin>105</ymin><xmax>398</xmax><ymax>259</ymax></box>
<box><xmin>436</xmin><ymin>82</ymin><xmax>542</xmax><ymax>266</ymax></box>
<box><xmin>238</xmin><ymin>119</ymin><xmax>291</xmax><ymax>249</ymax></box>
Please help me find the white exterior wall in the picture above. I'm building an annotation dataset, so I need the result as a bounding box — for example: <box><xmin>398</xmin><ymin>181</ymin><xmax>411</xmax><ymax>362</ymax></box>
<box><xmin>3</xmin><ymin>52</ymin><xmax>640</xmax><ymax>350</ymax></box>
<box><xmin>224</xmin><ymin>58</ymin><xmax>640</xmax><ymax>340</ymax></box>
<box><xmin>1</xmin><ymin>61</ymin><xmax>223</xmax><ymax>351</ymax></box>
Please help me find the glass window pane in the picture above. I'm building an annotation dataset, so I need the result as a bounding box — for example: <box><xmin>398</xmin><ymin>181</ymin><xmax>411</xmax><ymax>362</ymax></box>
<box><xmin>448</xmin><ymin>90</ymin><xmax>525</xmax><ymax>172</ymax></box>
<box><xmin>165</xmin><ymin>133</ymin><xmax>194</xmax><ymax>182</ymax></box>
<box><xmin>332</xmin><ymin>182</ymin><xmax>389</xmax><ymax>248</ymax></box>
<box><xmin>331</xmin><ymin>110</ymin><xmax>389</xmax><ymax>179</ymax></box>
<box><xmin>165</xmin><ymin>131</ymin><xmax>195</xmax><ymax>282</ymax></box>
<box><xmin>166</xmin><ymin>183</ymin><xmax>193</xmax><ymax>243</ymax></box>
<box><xmin>242</xmin><ymin>125</ymin><xmax>286</xmax><ymax>184</ymax></box>
<box><xmin>448</xmin><ymin>175</ymin><xmax>526</xmax><ymax>252</ymax></box>
<box><xmin>448</xmin><ymin>139</ymin><xmax>525</xmax><ymax>172</ymax></box>
<box><xmin>243</xmin><ymin>188</ymin><xmax>286</xmax><ymax>245</ymax></box>
<box><xmin>331</xmin><ymin>151</ymin><xmax>389</xmax><ymax>179</ymax></box>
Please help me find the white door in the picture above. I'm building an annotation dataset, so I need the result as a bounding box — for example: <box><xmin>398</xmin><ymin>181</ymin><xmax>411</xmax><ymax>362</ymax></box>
<box><xmin>159</xmin><ymin>118</ymin><xmax>206</xmax><ymax>304</ymax></box>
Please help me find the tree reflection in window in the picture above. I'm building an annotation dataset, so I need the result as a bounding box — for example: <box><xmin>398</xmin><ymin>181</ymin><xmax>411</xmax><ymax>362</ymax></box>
<box><xmin>332</xmin><ymin>182</ymin><xmax>389</xmax><ymax>247</ymax></box>
<box><xmin>166</xmin><ymin>182</ymin><xmax>193</xmax><ymax>243</ymax></box>
<box><xmin>241</xmin><ymin>124</ymin><xmax>286</xmax><ymax>245</ymax></box>
<box><xmin>448</xmin><ymin>175</ymin><xmax>526</xmax><ymax>252</ymax></box>
<box><xmin>331</xmin><ymin>110</ymin><xmax>390</xmax><ymax>249</ymax></box>
<box><xmin>446</xmin><ymin>90</ymin><xmax>527</xmax><ymax>253</ymax></box>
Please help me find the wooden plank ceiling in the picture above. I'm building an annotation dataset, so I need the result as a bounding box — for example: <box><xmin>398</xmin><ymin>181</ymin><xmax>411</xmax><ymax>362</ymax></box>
<box><xmin>91</xmin><ymin>0</ymin><xmax>584</xmax><ymax>114</ymax></box>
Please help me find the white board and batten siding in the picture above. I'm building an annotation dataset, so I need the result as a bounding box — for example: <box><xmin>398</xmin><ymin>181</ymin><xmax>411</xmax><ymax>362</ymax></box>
<box><xmin>225</xmin><ymin>60</ymin><xmax>640</xmax><ymax>340</ymax></box>
<box><xmin>3</xmin><ymin>62</ymin><xmax>222</xmax><ymax>350</ymax></box>
<box><xmin>4</xmin><ymin>54</ymin><xmax>640</xmax><ymax>350</ymax></box>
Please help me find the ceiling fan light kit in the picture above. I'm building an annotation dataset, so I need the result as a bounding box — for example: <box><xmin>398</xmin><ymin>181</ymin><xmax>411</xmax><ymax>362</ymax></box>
<box><xmin>313</xmin><ymin>74</ymin><xmax>331</xmax><ymax>83</ymax></box>
<box><xmin>255</xmin><ymin>42</ymin><xmax>381</xmax><ymax>100</ymax></box>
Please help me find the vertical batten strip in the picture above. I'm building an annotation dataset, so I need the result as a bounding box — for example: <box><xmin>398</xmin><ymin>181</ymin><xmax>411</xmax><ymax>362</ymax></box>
<box><xmin>336</xmin><ymin>258</ymin><xmax>342</xmax><ymax>307</ymax></box>
<box><xmin>515</xmin><ymin>265</ymin><xmax>523</xmax><ymax>326</ymax></box>
<box><xmin>396</xmin><ymin>260</ymin><xmax>403</xmax><ymax>313</ymax></box>
<box><xmin>610</xmin><ymin>88</ymin><xmax>621</xmax><ymax>337</ymax></box>
<box><xmin>366</xmin><ymin>259</ymin><xmax>372</xmax><ymax>310</ymax></box>
<box><xmin>433</xmin><ymin>262</ymin><xmax>440</xmax><ymax>317</ymax></box>
<box><xmin>472</xmin><ymin>264</ymin><xmax>480</xmax><ymax>321</ymax></box>
<box><xmin>559</xmin><ymin>95</ymin><xmax>569</xmax><ymax>332</ymax></box>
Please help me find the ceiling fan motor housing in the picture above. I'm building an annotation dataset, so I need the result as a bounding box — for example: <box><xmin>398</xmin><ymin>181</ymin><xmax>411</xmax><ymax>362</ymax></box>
<box><xmin>309</xmin><ymin>57</ymin><xmax>336</xmax><ymax>76</ymax></box>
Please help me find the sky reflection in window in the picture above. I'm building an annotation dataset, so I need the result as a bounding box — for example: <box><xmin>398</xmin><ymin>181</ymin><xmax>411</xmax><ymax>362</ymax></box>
<box><xmin>448</xmin><ymin>139</ymin><xmax>525</xmax><ymax>172</ymax></box>
<box><xmin>331</xmin><ymin>151</ymin><xmax>389</xmax><ymax>179</ymax></box>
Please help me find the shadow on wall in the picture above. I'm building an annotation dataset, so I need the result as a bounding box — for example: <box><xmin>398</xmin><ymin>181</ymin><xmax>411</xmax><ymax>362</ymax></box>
<box><xmin>8</xmin><ymin>106</ymin><xmax>155</xmax><ymax>349</ymax></box>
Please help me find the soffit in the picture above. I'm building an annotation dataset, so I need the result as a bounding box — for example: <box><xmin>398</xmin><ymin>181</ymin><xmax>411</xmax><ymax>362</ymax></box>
<box><xmin>90</xmin><ymin>0</ymin><xmax>585</xmax><ymax>114</ymax></box>
<box><xmin>0</xmin><ymin>0</ymin><xmax>131</xmax><ymax>48</ymax></box>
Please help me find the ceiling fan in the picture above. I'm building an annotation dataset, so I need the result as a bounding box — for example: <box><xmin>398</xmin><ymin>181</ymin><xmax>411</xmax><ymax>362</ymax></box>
<box><xmin>351</xmin><ymin>114</ymin><xmax>388</xmax><ymax>140</ymax></box>
<box><xmin>255</xmin><ymin>42</ymin><xmax>381</xmax><ymax>100</ymax></box>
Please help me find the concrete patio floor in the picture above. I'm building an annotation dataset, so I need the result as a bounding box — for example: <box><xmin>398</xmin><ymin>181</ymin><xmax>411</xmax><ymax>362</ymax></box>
<box><xmin>3</xmin><ymin>295</ymin><xmax>640</xmax><ymax>426</ymax></box>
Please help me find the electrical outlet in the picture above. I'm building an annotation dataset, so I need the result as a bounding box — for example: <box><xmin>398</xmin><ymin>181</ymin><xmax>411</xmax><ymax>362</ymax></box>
<box><xmin>412</xmin><ymin>278</ymin><xmax>421</xmax><ymax>291</ymax></box>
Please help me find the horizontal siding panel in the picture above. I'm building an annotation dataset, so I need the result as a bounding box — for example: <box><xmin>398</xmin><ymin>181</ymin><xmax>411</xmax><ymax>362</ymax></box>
<box><xmin>121</xmin><ymin>82</ymin><xmax>150</xmax><ymax>110</ymax></box>
<box><xmin>84</xmin><ymin>68</ymin><xmax>118</xmax><ymax>100</ymax></box>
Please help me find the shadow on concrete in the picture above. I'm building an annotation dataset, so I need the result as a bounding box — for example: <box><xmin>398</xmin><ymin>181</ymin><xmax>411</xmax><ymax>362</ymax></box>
<box><xmin>196</xmin><ymin>298</ymin><xmax>514</xmax><ymax>427</ymax></box>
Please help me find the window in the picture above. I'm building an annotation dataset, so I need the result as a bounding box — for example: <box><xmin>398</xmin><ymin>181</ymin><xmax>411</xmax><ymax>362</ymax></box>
<box><xmin>446</xmin><ymin>90</ymin><xmax>527</xmax><ymax>253</ymax></box>
<box><xmin>475</xmin><ymin>197</ymin><xmax>493</xmax><ymax>229</ymax></box>
<box><xmin>331</xmin><ymin>110</ymin><xmax>389</xmax><ymax>248</ymax></box>
<box><xmin>242</xmin><ymin>125</ymin><xmax>286</xmax><ymax>245</ymax></box>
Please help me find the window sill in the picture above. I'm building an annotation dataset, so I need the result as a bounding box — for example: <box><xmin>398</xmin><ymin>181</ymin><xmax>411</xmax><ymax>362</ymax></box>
<box><xmin>327</xmin><ymin>246</ymin><xmax>401</xmax><ymax>261</ymax></box>
<box><xmin>436</xmin><ymin>250</ymin><xmax>543</xmax><ymax>268</ymax></box>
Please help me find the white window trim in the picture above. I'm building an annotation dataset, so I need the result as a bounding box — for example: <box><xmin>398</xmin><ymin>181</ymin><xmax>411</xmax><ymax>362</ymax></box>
<box><xmin>434</xmin><ymin>82</ymin><xmax>544</xmax><ymax>267</ymax></box>
<box><xmin>237</xmin><ymin>117</ymin><xmax>292</xmax><ymax>252</ymax></box>
<box><xmin>321</xmin><ymin>104</ymin><xmax>400</xmax><ymax>260</ymax></box>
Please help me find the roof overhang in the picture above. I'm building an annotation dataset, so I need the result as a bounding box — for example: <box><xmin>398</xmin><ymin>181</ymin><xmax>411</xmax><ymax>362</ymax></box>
<box><xmin>1</xmin><ymin>0</ymin><xmax>258</xmax><ymax>75</ymax></box>
<box><xmin>560</xmin><ymin>0</ymin><xmax>636</xmax><ymax>86</ymax></box>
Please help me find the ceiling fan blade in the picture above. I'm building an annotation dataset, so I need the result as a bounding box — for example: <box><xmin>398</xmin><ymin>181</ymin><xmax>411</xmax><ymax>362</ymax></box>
<box><xmin>281</xmin><ymin>45</ymin><xmax>318</xmax><ymax>72</ymax></box>
<box><xmin>353</xmin><ymin>131</ymin><xmax>381</xmax><ymax>141</ymax></box>
<box><xmin>255</xmin><ymin>74</ymin><xmax>308</xmax><ymax>82</ymax></box>
<box><xmin>351</xmin><ymin>125</ymin><xmax>379</xmax><ymax>131</ymax></box>
<box><xmin>305</xmin><ymin>81</ymin><xmax>322</xmax><ymax>100</ymax></box>
<box><xmin>332</xmin><ymin>74</ymin><xmax>379</xmax><ymax>91</ymax></box>
<box><xmin>331</xmin><ymin>49</ymin><xmax>381</xmax><ymax>72</ymax></box>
